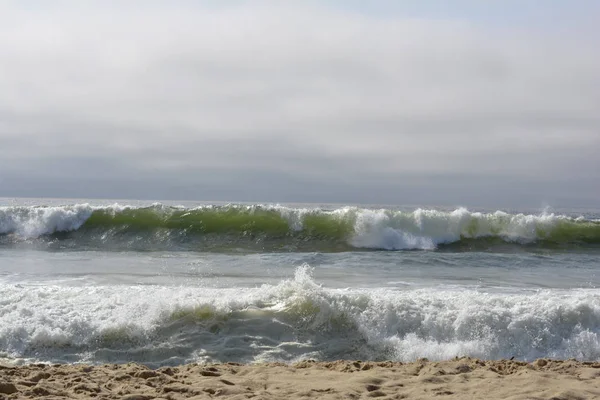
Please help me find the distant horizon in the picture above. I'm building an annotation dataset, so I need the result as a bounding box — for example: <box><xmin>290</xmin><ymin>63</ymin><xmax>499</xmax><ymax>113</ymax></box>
<box><xmin>0</xmin><ymin>195</ymin><xmax>597</xmax><ymax>213</ymax></box>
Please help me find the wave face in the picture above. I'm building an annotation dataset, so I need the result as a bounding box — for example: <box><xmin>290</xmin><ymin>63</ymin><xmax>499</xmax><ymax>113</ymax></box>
<box><xmin>1</xmin><ymin>204</ymin><xmax>599</xmax><ymax>252</ymax></box>
<box><xmin>1</xmin><ymin>266</ymin><xmax>599</xmax><ymax>366</ymax></box>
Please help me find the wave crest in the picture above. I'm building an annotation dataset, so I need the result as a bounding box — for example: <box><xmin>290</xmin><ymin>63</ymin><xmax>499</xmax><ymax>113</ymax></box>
<box><xmin>0</xmin><ymin>203</ymin><xmax>598</xmax><ymax>251</ymax></box>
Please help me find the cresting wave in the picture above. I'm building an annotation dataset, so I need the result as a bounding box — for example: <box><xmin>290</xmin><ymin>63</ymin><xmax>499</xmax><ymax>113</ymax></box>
<box><xmin>0</xmin><ymin>203</ymin><xmax>599</xmax><ymax>251</ymax></box>
<box><xmin>1</xmin><ymin>266</ymin><xmax>600</xmax><ymax>366</ymax></box>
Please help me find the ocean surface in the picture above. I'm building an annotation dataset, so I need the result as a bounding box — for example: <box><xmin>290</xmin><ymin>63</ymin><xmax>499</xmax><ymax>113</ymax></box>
<box><xmin>1</xmin><ymin>198</ymin><xmax>599</xmax><ymax>367</ymax></box>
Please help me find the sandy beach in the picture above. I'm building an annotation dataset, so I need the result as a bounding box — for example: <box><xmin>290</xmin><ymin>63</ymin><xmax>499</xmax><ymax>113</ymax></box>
<box><xmin>1</xmin><ymin>358</ymin><xmax>599</xmax><ymax>399</ymax></box>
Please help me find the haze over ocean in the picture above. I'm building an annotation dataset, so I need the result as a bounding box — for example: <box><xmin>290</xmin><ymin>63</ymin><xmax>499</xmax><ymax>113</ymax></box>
<box><xmin>1</xmin><ymin>1</ymin><xmax>599</xmax><ymax>206</ymax></box>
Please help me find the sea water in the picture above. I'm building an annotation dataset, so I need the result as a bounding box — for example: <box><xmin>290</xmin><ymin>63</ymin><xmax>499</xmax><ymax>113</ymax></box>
<box><xmin>1</xmin><ymin>198</ymin><xmax>599</xmax><ymax>367</ymax></box>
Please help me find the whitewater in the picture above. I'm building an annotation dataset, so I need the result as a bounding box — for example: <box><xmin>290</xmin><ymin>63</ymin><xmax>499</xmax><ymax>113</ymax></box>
<box><xmin>1</xmin><ymin>198</ymin><xmax>599</xmax><ymax>367</ymax></box>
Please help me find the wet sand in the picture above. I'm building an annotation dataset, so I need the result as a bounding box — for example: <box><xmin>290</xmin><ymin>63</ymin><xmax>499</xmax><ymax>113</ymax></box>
<box><xmin>1</xmin><ymin>358</ymin><xmax>600</xmax><ymax>399</ymax></box>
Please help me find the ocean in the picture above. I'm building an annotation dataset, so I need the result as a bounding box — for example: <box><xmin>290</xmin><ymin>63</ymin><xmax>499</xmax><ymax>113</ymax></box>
<box><xmin>1</xmin><ymin>198</ymin><xmax>599</xmax><ymax>368</ymax></box>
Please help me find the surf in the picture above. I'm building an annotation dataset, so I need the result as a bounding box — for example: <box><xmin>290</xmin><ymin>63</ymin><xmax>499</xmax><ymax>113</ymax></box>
<box><xmin>1</xmin><ymin>265</ymin><xmax>599</xmax><ymax>366</ymax></box>
<box><xmin>1</xmin><ymin>203</ymin><xmax>599</xmax><ymax>252</ymax></box>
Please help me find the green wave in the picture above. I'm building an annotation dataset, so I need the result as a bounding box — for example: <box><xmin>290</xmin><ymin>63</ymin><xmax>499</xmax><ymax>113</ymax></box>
<box><xmin>83</xmin><ymin>206</ymin><xmax>356</xmax><ymax>239</ymax></box>
<box><xmin>3</xmin><ymin>204</ymin><xmax>600</xmax><ymax>251</ymax></box>
<box><xmin>82</xmin><ymin>206</ymin><xmax>600</xmax><ymax>244</ymax></box>
<box><xmin>541</xmin><ymin>220</ymin><xmax>600</xmax><ymax>244</ymax></box>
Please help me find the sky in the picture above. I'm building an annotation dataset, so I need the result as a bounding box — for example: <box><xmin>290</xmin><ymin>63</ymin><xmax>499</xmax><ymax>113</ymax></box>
<box><xmin>0</xmin><ymin>1</ymin><xmax>598</xmax><ymax>208</ymax></box>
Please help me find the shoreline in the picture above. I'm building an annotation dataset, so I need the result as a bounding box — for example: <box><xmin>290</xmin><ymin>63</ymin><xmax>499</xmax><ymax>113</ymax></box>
<box><xmin>1</xmin><ymin>358</ymin><xmax>599</xmax><ymax>399</ymax></box>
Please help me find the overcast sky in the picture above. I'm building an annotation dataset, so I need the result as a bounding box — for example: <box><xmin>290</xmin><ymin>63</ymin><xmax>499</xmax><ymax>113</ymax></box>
<box><xmin>0</xmin><ymin>1</ymin><xmax>598</xmax><ymax>208</ymax></box>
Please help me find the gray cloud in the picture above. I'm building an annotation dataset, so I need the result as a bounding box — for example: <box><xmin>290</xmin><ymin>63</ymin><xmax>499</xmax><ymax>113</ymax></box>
<box><xmin>0</xmin><ymin>1</ymin><xmax>598</xmax><ymax>208</ymax></box>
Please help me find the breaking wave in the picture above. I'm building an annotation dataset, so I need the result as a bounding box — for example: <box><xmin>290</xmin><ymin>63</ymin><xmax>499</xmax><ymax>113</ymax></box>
<box><xmin>1</xmin><ymin>204</ymin><xmax>599</xmax><ymax>252</ymax></box>
<box><xmin>1</xmin><ymin>266</ymin><xmax>600</xmax><ymax>366</ymax></box>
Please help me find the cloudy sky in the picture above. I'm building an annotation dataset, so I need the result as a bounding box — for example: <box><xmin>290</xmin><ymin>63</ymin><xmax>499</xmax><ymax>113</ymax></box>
<box><xmin>0</xmin><ymin>1</ymin><xmax>598</xmax><ymax>208</ymax></box>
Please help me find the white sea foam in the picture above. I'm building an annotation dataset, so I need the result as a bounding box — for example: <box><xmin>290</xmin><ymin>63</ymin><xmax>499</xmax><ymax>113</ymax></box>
<box><xmin>0</xmin><ymin>204</ymin><xmax>94</xmax><ymax>238</ymax></box>
<box><xmin>1</xmin><ymin>266</ymin><xmax>599</xmax><ymax>366</ymax></box>
<box><xmin>347</xmin><ymin>207</ymin><xmax>573</xmax><ymax>250</ymax></box>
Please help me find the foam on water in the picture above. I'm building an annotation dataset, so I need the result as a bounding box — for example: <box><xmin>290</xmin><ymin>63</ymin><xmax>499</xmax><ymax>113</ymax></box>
<box><xmin>1</xmin><ymin>266</ymin><xmax>599</xmax><ymax>366</ymax></box>
<box><xmin>0</xmin><ymin>203</ymin><xmax>599</xmax><ymax>251</ymax></box>
<box><xmin>0</xmin><ymin>204</ymin><xmax>93</xmax><ymax>238</ymax></box>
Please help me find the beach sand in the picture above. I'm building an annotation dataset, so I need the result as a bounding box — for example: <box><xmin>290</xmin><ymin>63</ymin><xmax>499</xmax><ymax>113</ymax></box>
<box><xmin>1</xmin><ymin>358</ymin><xmax>599</xmax><ymax>399</ymax></box>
